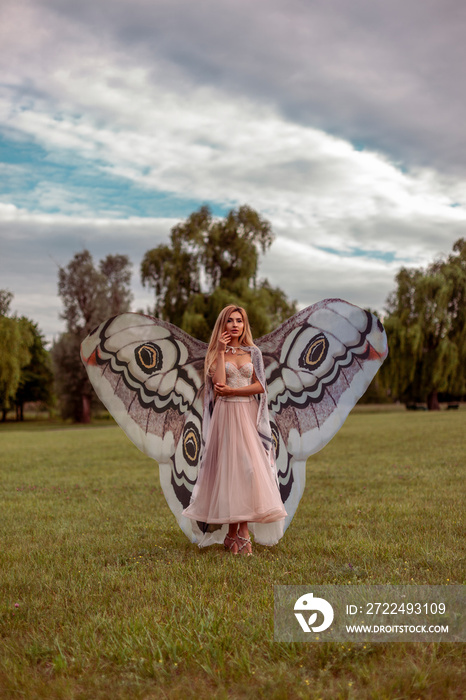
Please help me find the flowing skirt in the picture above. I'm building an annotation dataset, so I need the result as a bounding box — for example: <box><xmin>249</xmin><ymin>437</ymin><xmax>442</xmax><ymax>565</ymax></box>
<box><xmin>183</xmin><ymin>396</ymin><xmax>287</xmax><ymax>543</ymax></box>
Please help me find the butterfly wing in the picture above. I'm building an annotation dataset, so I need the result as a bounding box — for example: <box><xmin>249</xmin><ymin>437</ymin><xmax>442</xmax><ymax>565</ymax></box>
<box><xmin>81</xmin><ymin>313</ymin><xmax>207</xmax><ymax>541</ymax></box>
<box><xmin>256</xmin><ymin>299</ymin><xmax>388</xmax><ymax>532</ymax></box>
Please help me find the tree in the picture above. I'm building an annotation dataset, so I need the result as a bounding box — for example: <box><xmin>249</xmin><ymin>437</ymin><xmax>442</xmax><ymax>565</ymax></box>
<box><xmin>0</xmin><ymin>291</ymin><xmax>55</xmax><ymax>421</ymax></box>
<box><xmin>52</xmin><ymin>332</ymin><xmax>89</xmax><ymax>422</ymax></box>
<box><xmin>53</xmin><ymin>250</ymin><xmax>133</xmax><ymax>422</ymax></box>
<box><xmin>0</xmin><ymin>291</ymin><xmax>35</xmax><ymax>421</ymax></box>
<box><xmin>0</xmin><ymin>289</ymin><xmax>13</xmax><ymax>316</ymax></box>
<box><xmin>141</xmin><ymin>205</ymin><xmax>296</xmax><ymax>341</ymax></box>
<box><xmin>100</xmin><ymin>254</ymin><xmax>133</xmax><ymax>317</ymax></box>
<box><xmin>381</xmin><ymin>238</ymin><xmax>466</xmax><ymax>409</ymax></box>
<box><xmin>14</xmin><ymin>322</ymin><xmax>54</xmax><ymax>420</ymax></box>
<box><xmin>0</xmin><ymin>315</ymin><xmax>33</xmax><ymax>421</ymax></box>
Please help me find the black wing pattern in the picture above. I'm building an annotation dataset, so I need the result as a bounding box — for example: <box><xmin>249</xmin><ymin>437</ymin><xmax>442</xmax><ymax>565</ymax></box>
<box><xmin>81</xmin><ymin>313</ymin><xmax>207</xmax><ymax>542</ymax></box>
<box><xmin>81</xmin><ymin>301</ymin><xmax>388</xmax><ymax>543</ymax></box>
<box><xmin>256</xmin><ymin>299</ymin><xmax>388</xmax><ymax>533</ymax></box>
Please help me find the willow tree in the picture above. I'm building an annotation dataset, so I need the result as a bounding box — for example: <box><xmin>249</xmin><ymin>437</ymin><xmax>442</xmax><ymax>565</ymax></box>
<box><xmin>0</xmin><ymin>292</ymin><xmax>34</xmax><ymax>420</ymax></box>
<box><xmin>382</xmin><ymin>238</ymin><xmax>466</xmax><ymax>409</ymax></box>
<box><xmin>0</xmin><ymin>291</ymin><xmax>54</xmax><ymax>421</ymax></box>
<box><xmin>141</xmin><ymin>205</ymin><xmax>296</xmax><ymax>341</ymax></box>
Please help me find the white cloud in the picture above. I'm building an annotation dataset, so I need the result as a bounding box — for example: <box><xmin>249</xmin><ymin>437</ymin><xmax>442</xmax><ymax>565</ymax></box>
<box><xmin>6</xmin><ymin>0</ymin><xmax>462</xmax><ymax>172</ymax></box>
<box><xmin>0</xmin><ymin>212</ymin><xmax>176</xmax><ymax>340</ymax></box>
<box><xmin>1</xmin><ymin>0</ymin><xmax>465</xmax><ymax>342</ymax></box>
<box><xmin>260</xmin><ymin>234</ymin><xmax>401</xmax><ymax>314</ymax></box>
<box><xmin>1</xmin><ymin>205</ymin><xmax>461</xmax><ymax>344</ymax></box>
<box><xmin>3</xmin><ymin>65</ymin><xmax>465</xmax><ymax>262</ymax></box>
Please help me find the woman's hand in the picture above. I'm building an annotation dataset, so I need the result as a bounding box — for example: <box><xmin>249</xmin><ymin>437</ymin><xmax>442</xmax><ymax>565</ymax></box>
<box><xmin>214</xmin><ymin>383</ymin><xmax>234</xmax><ymax>397</ymax></box>
<box><xmin>217</xmin><ymin>332</ymin><xmax>231</xmax><ymax>353</ymax></box>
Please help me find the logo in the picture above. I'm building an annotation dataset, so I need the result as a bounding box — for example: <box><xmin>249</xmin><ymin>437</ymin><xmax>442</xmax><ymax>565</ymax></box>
<box><xmin>294</xmin><ymin>592</ymin><xmax>334</xmax><ymax>633</ymax></box>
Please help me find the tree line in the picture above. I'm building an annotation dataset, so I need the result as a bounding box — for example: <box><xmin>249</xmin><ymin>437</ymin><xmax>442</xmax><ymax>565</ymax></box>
<box><xmin>381</xmin><ymin>238</ymin><xmax>466</xmax><ymax>409</ymax></box>
<box><xmin>0</xmin><ymin>290</ymin><xmax>53</xmax><ymax>421</ymax></box>
<box><xmin>1</xmin><ymin>205</ymin><xmax>465</xmax><ymax>421</ymax></box>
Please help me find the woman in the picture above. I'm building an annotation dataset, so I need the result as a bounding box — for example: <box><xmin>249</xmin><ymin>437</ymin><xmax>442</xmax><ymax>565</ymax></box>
<box><xmin>182</xmin><ymin>305</ymin><xmax>287</xmax><ymax>555</ymax></box>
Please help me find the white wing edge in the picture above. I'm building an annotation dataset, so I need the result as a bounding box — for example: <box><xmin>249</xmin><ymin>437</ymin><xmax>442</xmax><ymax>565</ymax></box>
<box><xmin>85</xmin><ymin>363</ymin><xmax>176</xmax><ymax>463</ymax></box>
<box><xmin>288</xmin><ymin>358</ymin><xmax>384</xmax><ymax>460</ymax></box>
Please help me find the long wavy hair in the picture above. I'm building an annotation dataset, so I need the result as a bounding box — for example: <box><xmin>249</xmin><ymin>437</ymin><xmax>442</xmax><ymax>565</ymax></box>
<box><xmin>204</xmin><ymin>305</ymin><xmax>255</xmax><ymax>378</ymax></box>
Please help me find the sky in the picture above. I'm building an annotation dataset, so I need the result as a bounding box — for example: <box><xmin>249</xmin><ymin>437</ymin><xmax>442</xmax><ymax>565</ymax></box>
<box><xmin>1</xmin><ymin>0</ymin><xmax>465</xmax><ymax>343</ymax></box>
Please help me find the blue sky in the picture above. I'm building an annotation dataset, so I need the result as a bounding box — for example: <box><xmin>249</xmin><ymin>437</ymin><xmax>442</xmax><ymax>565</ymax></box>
<box><xmin>1</xmin><ymin>0</ymin><xmax>465</xmax><ymax>342</ymax></box>
<box><xmin>0</xmin><ymin>131</ymin><xmax>229</xmax><ymax>220</ymax></box>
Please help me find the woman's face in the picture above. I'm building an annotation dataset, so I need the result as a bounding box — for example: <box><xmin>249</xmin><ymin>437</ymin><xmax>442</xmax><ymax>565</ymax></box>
<box><xmin>225</xmin><ymin>311</ymin><xmax>244</xmax><ymax>339</ymax></box>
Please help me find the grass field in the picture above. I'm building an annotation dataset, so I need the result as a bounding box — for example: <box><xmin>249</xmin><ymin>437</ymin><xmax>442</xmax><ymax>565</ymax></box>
<box><xmin>0</xmin><ymin>409</ymin><xmax>465</xmax><ymax>699</ymax></box>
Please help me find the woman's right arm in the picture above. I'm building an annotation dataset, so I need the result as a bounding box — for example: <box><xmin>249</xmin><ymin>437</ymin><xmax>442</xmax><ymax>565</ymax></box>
<box><xmin>212</xmin><ymin>332</ymin><xmax>229</xmax><ymax>385</ymax></box>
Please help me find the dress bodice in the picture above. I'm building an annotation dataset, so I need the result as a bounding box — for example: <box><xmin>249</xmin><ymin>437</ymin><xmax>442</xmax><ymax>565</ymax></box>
<box><xmin>225</xmin><ymin>361</ymin><xmax>253</xmax><ymax>389</ymax></box>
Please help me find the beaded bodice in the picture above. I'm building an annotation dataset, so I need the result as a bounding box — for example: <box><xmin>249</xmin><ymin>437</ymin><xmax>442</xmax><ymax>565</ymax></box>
<box><xmin>225</xmin><ymin>361</ymin><xmax>253</xmax><ymax>388</ymax></box>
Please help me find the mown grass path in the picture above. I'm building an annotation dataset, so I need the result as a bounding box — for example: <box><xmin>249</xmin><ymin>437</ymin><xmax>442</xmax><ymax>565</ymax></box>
<box><xmin>1</xmin><ymin>411</ymin><xmax>465</xmax><ymax>699</ymax></box>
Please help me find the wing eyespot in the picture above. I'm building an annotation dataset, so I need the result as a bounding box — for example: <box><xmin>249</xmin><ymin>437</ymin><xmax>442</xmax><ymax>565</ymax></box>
<box><xmin>270</xmin><ymin>422</ymin><xmax>280</xmax><ymax>459</ymax></box>
<box><xmin>298</xmin><ymin>333</ymin><xmax>328</xmax><ymax>370</ymax></box>
<box><xmin>135</xmin><ymin>342</ymin><xmax>163</xmax><ymax>374</ymax></box>
<box><xmin>182</xmin><ymin>422</ymin><xmax>201</xmax><ymax>466</ymax></box>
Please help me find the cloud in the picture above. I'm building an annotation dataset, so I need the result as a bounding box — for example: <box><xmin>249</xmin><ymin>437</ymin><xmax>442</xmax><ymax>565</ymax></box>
<box><xmin>0</xmin><ymin>210</ymin><xmax>175</xmax><ymax>340</ymax></box>
<box><xmin>2</xmin><ymin>65</ymin><xmax>465</xmax><ymax>259</ymax></box>
<box><xmin>1</xmin><ymin>204</ymin><xmax>462</xmax><ymax>344</ymax></box>
<box><xmin>260</xmin><ymin>234</ymin><xmax>401</xmax><ymax>312</ymax></box>
<box><xmin>2</xmin><ymin>1</ymin><xmax>465</xmax><ymax>230</ymax></box>
<box><xmin>7</xmin><ymin>0</ymin><xmax>463</xmax><ymax>174</ymax></box>
<box><xmin>1</xmin><ymin>0</ymin><xmax>465</xmax><ymax>342</ymax></box>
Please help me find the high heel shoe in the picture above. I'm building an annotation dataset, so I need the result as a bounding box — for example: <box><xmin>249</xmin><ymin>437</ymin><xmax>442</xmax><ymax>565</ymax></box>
<box><xmin>236</xmin><ymin>533</ymin><xmax>253</xmax><ymax>556</ymax></box>
<box><xmin>224</xmin><ymin>534</ymin><xmax>239</xmax><ymax>554</ymax></box>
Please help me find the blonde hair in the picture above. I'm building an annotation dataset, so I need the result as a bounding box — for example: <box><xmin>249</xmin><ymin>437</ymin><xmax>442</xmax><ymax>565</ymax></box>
<box><xmin>204</xmin><ymin>305</ymin><xmax>255</xmax><ymax>378</ymax></box>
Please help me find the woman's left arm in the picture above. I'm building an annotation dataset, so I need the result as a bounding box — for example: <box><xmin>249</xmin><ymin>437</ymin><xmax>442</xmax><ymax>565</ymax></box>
<box><xmin>214</xmin><ymin>380</ymin><xmax>264</xmax><ymax>397</ymax></box>
<box><xmin>214</xmin><ymin>369</ymin><xmax>265</xmax><ymax>397</ymax></box>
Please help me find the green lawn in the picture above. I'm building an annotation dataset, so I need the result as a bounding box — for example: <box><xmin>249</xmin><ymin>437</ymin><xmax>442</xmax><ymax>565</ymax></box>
<box><xmin>0</xmin><ymin>410</ymin><xmax>464</xmax><ymax>699</ymax></box>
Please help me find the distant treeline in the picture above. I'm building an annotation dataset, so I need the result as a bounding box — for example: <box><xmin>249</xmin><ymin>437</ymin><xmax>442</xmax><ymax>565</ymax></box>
<box><xmin>1</xmin><ymin>206</ymin><xmax>465</xmax><ymax>421</ymax></box>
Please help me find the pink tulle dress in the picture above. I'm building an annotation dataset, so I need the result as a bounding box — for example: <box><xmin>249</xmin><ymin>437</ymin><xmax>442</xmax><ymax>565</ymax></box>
<box><xmin>182</xmin><ymin>361</ymin><xmax>287</xmax><ymax>530</ymax></box>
